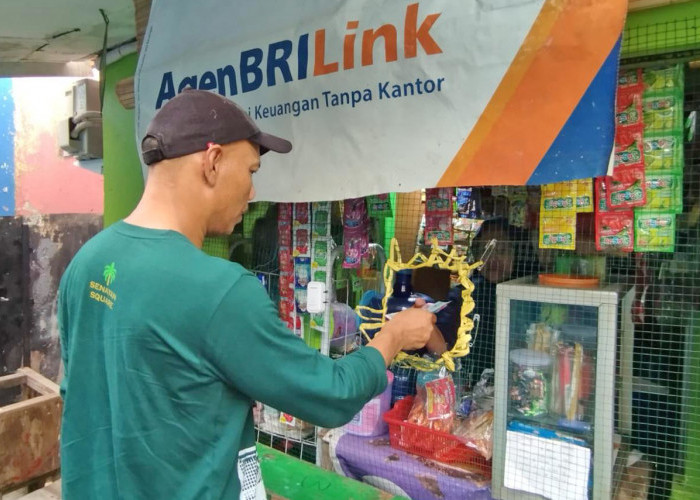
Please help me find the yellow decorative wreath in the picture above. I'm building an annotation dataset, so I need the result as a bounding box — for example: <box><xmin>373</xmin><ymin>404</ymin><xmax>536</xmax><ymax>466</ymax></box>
<box><xmin>357</xmin><ymin>238</ymin><xmax>482</xmax><ymax>372</ymax></box>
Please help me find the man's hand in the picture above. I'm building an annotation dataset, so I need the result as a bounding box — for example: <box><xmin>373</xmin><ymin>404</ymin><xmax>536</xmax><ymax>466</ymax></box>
<box><xmin>367</xmin><ymin>300</ymin><xmax>437</xmax><ymax>366</ymax></box>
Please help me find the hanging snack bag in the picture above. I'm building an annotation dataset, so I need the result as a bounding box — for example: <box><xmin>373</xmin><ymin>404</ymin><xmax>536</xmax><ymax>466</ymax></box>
<box><xmin>539</xmin><ymin>182</ymin><xmax>577</xmax><ymax>250</ymax></box>
<box><xmin>367</xmin><ymin>194</ymin><xmax>393</xmax><ymax>218</ymax></box>
<box><xmin>595</xmin><ymin>211</ymin><xmax>634</xmax><ymax>252</ymax></box>
<box><xmin>643</xmin><ymin>172</ymin><xmax>683</xmax><ymax>213</ymax></box>
<box><xmin>634</xmin><ymin>211</ymin><xmax>676</xmax><ymax>253</ymax></box>
<box><xmin>616</xmin><ymin>88</ymin><xmax>643</xmax><ymax>129</ymax></box>
<box><xmin>425</xmin><ymin>187</ymin><xmax>454</xmax><ymax>214</ymax></box>
<box><xmin>614</xmin><ymin>125</ymin><xmax>645</xmax><ymax>170</ymax></box>
<box><xmin>312</xmin><ymin>202</ymin><xmax>331</xmax><ymax>237</ymax></box>
<box><xmin>643</xmin><ymin>92</ymin><xmax>684</xmax><ymax>133</ymax></box>
<box><xmin>425</xmin><ymin>214</ymin><xmax>453</xmax><ymax>246</ymax></box>
<box><xmin>618</xmin><ymin>67</ymin><xmax>644</xmax><ymax>91</ymax></box>
<box><xmin>607</xmin><ymin>165</ymin><xmax>646</xmax><ymax>209</ymax></box>
<box><xmin>343</xmin><ymin>198</ymin><xmax>368</xmax><ymax>228</ymax></box>
<box><xmin>643</xmin><ymin>64</ymin><xmax>684</xmax><ymax>94</ymax></box>
<box><xmin>576</xmin><ymin>179</ymin><xmax>594</xmax><ymax>213</ymax></box>
<box><xmin>644</xmin><ymin>132</ymin><xmax>683</xmax><ymax>173</ymax></box>
<box><xmin>407</xmin><ymin>370</ymin><xmax>456</xmax><ymax>433</ymax></box>
<box><xmin>595</xmin><ymin>177</ymin><xmax>610</xmax><ymax>213</ymax></box>
<box><xmin>539</xmin><ymin>213</ymin><xmax>576</xmax><ymax>250</ymax></box>
<box><xmin>293</xmin><ymin>203</ymin><xmax>310</xmax><ymax>225</ymax></box>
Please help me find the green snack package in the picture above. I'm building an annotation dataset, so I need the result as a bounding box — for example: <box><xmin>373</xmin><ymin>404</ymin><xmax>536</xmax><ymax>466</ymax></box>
<box><xmin>642</xmin><ymin>172</ymin><xmax>683</xmax><ymax>213</ymax></box>
<box><xmin>313</xmin><ymin>270</ymin><xmax>327</xmax><ymax>283</ymax></box>
<box><xmin>643</xmin><ymin>132</ymin><xmax>683</xmax><ymax>173</ymax></box>
<box><xmin>634</xmin><ymin>211</ymin><xmax>676</xmax><ymax>253</ymax></box>
<box><xmin>643</xmin><ymin>64</ymin><xmax>684</xmax><ymax>94</ymax></box>
<box><xmin>367</xmin><ymin>194</ymin><xmax>393</xmax><ymax>218</ymax></box>
<box><xmin>312</xmin><ymin>238</ymin><xmax>329</xmax><ymax>268</ymax></box>
<box><xmin>643</xmin><ymin>91</ymin><xmax>684</xmax><ymax>133</ymax></box>
<box><xmin>312</xmin><ymin>201</ymin><xmax>331</xmax><ymax>237</ymax></box>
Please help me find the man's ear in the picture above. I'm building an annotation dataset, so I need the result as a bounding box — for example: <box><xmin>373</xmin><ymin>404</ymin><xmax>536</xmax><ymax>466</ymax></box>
<box><xmin>202</xmin><ymin>145</ymin><xmax>223</xmax><ymax>186</ymax></box>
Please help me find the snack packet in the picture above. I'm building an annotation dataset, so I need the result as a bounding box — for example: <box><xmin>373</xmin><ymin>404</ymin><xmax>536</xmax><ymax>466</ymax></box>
<box><xmin>618</xmin><ymin>67</ymin><xmax>643</xmax><ymax>91</ymax></box>
<box><xmin>643</xmin><ymin>172</ymin><xmax>683</xmax><ymax>213</ymax></box>
<box><xmin>643</xmin><ymin>64</ymin><xmax>684</xmax><ymax>93</ymax></box>
<box><xmin>643</xmin><ymin>92</ymin><xmax>684</xmax><ymax>133</ymax></box>
<box><xmin>407</xmin><ymin>370</ymin><xmax>456</xmax><ymax>433</ymax></box>
<box><xmin>312</xmin><ymin>202</ymin><xmax>331</xmax><ymax>237</ymax></box>
<box><xmin>576</xmin><ymin>179</ymin><xmax>593</xmax><ymax>213</ymax></box>
<box><xmin>367</xmin><ymin>194</ymin><xmax>393</xmax><ymax>218</ymax></box>
<box><xmin>425</xmin><ymin>187</ymin><xmax>453</xmax><ymax>214</ymax></box>
<box><xmin>539</xmin><ymin>182</ymin><xmax>577</xmax><ymax>250</ymax></box>
<box><xmin>595</xmin><ymin>177</ymin><xmax>609</xmax><ymax>213</ymax></box>
<box><xmin>644</xmin><ymin>132</ymin><xmax>684</xmax><ymax>172</ymax></box>
<box><xmin>634</xmin><ymin>211</ymin><xmax>676</xmax><ymax>253</ymax></box>
<box><xmin>595</xmin><ymin>211</ymin><xmax>634</xmax><ymax>252</ymax></box>
<box><xmin>616</xmin><ymin>88</ymin><xmax>643</xmax><ymax>129</ymax></box>
<box><xmin>453</xmin><ymin>410</ymin><xmax>494</xmax><ymax>460</ymax></box>
<box><xmin>607</xmin><ymin>165</ymin><xmax>646</xmax><ymax>209</ymax></box>
<box><xmin>425</xmin><ymin>214</ymin><xmax>453</xmax><ymax>245</ymax></box>
<box><xmin>614</xmin><ymin>125</ymin><xmax>645</xmax><ymax>170</ymax></box>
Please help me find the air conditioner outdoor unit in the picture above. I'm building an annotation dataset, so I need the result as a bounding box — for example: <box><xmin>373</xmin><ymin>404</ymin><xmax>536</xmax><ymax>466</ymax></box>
<box><xmin>58</xmin><ymin>78</ymin><xmax>102</xmax><ymax>160</ymax></box>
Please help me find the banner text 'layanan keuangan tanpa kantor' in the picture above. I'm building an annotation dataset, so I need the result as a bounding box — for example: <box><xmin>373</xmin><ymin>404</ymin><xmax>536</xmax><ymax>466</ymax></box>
<box><xmin>136</xmin><ymin>0</ymin><xmax>628</xmax><ymax>202</ymax></box>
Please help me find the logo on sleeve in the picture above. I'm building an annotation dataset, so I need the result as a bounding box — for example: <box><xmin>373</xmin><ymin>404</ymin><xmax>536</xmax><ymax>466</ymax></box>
<box><xmin>88</xmin><ymin>262</ymin><xmax>118</xmax><ymax>309</ymax></box>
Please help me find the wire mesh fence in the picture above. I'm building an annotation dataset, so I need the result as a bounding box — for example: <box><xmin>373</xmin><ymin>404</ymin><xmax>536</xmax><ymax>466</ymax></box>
<box><xmin>229</xmin><ymin>16</ymin><xmax>700</xmax><ymax>500</ymax></box>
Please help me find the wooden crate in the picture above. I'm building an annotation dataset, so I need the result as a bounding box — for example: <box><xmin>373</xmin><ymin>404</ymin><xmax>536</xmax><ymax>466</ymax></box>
<box><xmin>0</xmin><ymin>368</ymin><xmax>61</xmax><ymax>493</ymax></box>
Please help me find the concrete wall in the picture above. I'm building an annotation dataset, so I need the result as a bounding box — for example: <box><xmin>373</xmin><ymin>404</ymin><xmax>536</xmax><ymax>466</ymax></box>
<box><xmin>0</xmin><ymin>77</ymin><xmax>103</xmax><ymax>380</ymax></box>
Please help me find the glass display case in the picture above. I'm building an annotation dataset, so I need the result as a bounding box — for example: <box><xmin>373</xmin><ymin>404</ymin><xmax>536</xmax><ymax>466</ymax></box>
<box><xmin>492</xmin><ymin>277</ymin><xmax>633</xmax><ymax>500</ymax></box>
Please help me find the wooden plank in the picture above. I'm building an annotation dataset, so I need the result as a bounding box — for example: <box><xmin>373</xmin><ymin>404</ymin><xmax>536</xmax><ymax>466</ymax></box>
<box><xmin>0</xmin><ymin>373</ymin><xmax>26</xmax><ymax>391</ymax></box>
<box><xmin>257</xmin><ymin>444</ymin><xmax>403</xmax><ymax>500</ymax></box>
<box><xmin>17</xmin><ymin>369</ymin><xmax>59</xmax><ymax>396</ymax></box>
<box><xmin>0</xmin><ymin>396</ymin><xmax>61</xmax><ymax>492</ymax></box>
<box><xmin>0</xmin><ymin>395</ymin><xmax>58</xmax><ymax>418</ymax></box>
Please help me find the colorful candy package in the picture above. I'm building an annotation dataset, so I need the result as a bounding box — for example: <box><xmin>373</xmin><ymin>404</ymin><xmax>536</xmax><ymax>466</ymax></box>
<box><xmin>576</xmin><ymin>179</ymin><xmax>594</xmax><ymax>213</ymax></box>
<box><xmin>642</xmin><ymin>172</ymin><xmax>683</xmax><ymax>213</ymax></box>
<box><xmin>425</xmin><ymin>214</ymin><xmax>453</xmax><ymax>246</ymax></box>
<box><xmin>634</xmin><ymin>211</ymin><xmax>676</xmax><ymax>253</ymax></box>
<box><xmin>343</xmin><ymin>198</ymin><xmax>368</xmax><ymax>228</ymax></box>
<box><xmin>643</xmin><ymin>132</ymin><xmax>683</xmax><ymax>173</ymax></box>
<box><xmin>539</xmin><ymin>182</ymin><xmax>577</xmax><ymax>250</ymax></box>
<box><xmin>643</xmin><ymin>92</ymin><xmax>684</xmax><ymax>133</ymax></box>
<box><xmin>293</xmin><ymin>203</ymin><xmax>310</xmax><ymax>225</ymax></box>
<box><xmin>293</xmin><ymin>227</ymin><xmax>310</xmax><ymax>256</ymax></box>
<box><xmin>643</xmin><ymin>64</ymin><xmax>684</xmax><ymax>94</ymax></box>
<box><xmin>616</xmin><ymin>88</ymin><xmax>643</xmax><ymax>129</ymax></box>
<box><xmin>618</xmin><ymin>67</ymin><xmax>644</xmax><ymax>91</ymax></box>
<box><xmin>607</xmin><ymin>165</ymin><xmax>646</xmax><ymax>209</ymax></box>
<box><xmin>614</xmin><ymin>125</ymin><xmax>645</xmax><ymax>170</ymax></box>
<box><xmin>539</xmin><ymin>213</ymin><xmax>576</xmax><ymax>250</ymax></box>
<box><xmin>425</xmin><ymin>187</ymin><xmax>453</xmax><ymax>214</ymax></box>
<box><xmin>312</xmin><ymin>202</ymin><xmax>331</xmax><ymax>237</ymax></box>
<box><xmin>595</xmin><ymin>177</ymin><xmax>609</xmax><ymax>213</ymax></box>
<box><xmin>367</xmin><ymin>194</ymin><xmax>393</xmax><ymax>218</ymax></box>
<box><xmin>595</xmin><ymin>211</ymin><xmax>634</xmax><ymax>252</ymax></box>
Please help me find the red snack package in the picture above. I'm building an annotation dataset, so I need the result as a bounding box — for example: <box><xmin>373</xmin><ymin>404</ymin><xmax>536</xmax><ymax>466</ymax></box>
<box><xmin>614</xmin><ymin>125</ymin><xmax>644</xmax><ymax>170</ymax></box>
<box><xmin>407</xmin><ymin>375</ymin><xmax>456</xmax><ymax>433</ymax></box>
<box><xmin>607</xmin><ymin>165</ymin><xmax>646</xmax><ymax>209</ymax></box>
<box><xmin>425</xmin><ymin>214</ymin><xmax>453</xmax><ymax>245</ymax></box>
<box><xmin>616</xmin><ymin>88</ymin><xmax>643</xmax><ymax>129</ymax></box>
<box><xmin>595</xmin><ymin>211</ymin><xmax>634</xmax><ymax>252</ymax></box>
<box><xmin>617</xmin><ymin>68</ymin><xmax>643</xmax><ymax>92</ymax></box>
<box><xmin>595</xmin><ymin>176</ymin><xmax>610</xmax><ymax>213</ymax></box>
<box><xmin>425</xmin><ymin>188</ymin><xmax>453</xmax><ymax>215</ymax></box>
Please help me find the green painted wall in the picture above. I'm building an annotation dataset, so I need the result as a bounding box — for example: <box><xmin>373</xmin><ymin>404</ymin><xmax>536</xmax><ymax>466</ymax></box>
<box><xmin>103</xmin><ymin>53</ymin><xmax>143</xmax><ymax>228</ymax></box>
<box><xmin>623</xmin><ymin>1</ymin><xmax>700</xmax><ymax>58</ymax></box>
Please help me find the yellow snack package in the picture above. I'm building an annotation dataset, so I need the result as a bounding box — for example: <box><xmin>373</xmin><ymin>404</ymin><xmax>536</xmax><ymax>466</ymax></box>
<box><xmin>576</xmin><ymin>179</ymin><xmax>594</xmax><ymax>213</ymax></box>
<box><xmin>539</xmin><ymin>182</ymin><xmax>577</xmax><ymax>250</ymax></box>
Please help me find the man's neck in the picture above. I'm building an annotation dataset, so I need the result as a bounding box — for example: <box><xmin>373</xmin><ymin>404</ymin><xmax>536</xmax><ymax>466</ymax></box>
<box><xmin>125</xmin><ymin>187</ymin><xmax>207</xmax><ymax>248</ymax></box>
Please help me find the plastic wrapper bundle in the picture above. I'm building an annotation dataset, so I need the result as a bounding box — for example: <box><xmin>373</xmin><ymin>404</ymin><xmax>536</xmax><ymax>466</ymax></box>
<box><xmin>406</xmin><ymin>368</ymin><xmax>456</xmax><ymax>433</ymax></box>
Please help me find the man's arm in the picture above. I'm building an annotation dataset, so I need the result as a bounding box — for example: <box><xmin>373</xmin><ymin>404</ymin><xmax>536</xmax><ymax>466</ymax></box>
<box><xmin>204</xmin><ymin>274</ymin><xmax>433</xmax><ymax>429</ymax></box>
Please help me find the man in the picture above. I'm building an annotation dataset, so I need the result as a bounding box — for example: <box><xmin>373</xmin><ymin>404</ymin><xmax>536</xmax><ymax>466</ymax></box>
<box><xmin>58</xmin><ymin>89</ymin><xmax>435</xmax><ymax>499</ymax></box>
<box><xmin>465</xmin><ymin>217</ymin><xmax>538</xmax><ymax>386</ymax></box>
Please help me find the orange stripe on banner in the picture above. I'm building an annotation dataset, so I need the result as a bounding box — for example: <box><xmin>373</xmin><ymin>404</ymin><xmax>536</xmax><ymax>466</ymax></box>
<box><xmin>438</xmin><ymin>0</ymin><xmax>627</xmax><ymax>187</ymax></box>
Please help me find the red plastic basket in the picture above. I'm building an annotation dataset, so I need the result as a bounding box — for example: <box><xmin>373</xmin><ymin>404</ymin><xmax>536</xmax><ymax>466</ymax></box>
<box><xmin>383</xmin><ymin>396</ymin><xmax>492</xmax><ymax>477</ymax></box>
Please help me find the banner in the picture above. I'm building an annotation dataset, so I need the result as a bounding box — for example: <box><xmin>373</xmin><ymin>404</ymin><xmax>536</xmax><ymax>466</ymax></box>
<box><xmin>136</xmin><ymin>0</ymin><xmax>627</xmax><ymax>202</ymax></box>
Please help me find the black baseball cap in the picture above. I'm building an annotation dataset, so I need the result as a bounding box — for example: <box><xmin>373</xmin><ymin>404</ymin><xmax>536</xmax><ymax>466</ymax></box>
<box><xmin>141</xmin><ymin>89</ymin><xmax>292</xmax><ymax>165</ymax></box>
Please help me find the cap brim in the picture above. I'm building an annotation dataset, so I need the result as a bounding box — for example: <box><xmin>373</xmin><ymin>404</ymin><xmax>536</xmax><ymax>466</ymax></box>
<box><xmin>250</xmin><ymin>131</ymin><xmax>292</xmax><ymax>155</ymax></box>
